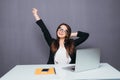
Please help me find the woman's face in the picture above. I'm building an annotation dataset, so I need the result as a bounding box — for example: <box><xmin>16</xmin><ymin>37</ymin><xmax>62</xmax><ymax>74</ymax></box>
<box><xmin>57</xmin><ymin>25</ymin><xmax>68</xmax><ymax>39</ymax></box>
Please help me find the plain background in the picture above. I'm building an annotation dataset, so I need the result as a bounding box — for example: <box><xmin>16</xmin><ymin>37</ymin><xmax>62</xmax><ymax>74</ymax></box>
<box><xmin>0</xmin><ymin>0</ymin><xmax>120</xmax><ymax>77</ymax></box>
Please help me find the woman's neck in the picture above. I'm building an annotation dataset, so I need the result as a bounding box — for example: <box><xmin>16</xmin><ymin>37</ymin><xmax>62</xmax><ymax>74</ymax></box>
<box><xmin>59</xmin><ymin>38</ymin><xmax>65</xmax><ymax>47</ymax></box>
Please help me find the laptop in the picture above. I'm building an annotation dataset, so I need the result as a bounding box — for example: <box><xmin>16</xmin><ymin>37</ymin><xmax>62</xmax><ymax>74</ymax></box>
<box><xmin>63</xmin><ymin>48</ymin><xmax>100</xmax><ymax>72</ymax></box>
<box><xmin>74</xmin><ymin>48</ymin><xmax>100</xmax><ymax>72</ymax></box>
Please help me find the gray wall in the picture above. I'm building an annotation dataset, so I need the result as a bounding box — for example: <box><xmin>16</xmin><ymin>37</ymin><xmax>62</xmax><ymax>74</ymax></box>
<box><xmin>0</xmin><ymin>0</ymin><xmax>120</xmax><ymax>77</ymax></box>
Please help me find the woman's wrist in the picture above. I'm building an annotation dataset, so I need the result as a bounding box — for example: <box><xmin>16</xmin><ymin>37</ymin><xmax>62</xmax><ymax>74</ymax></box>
<box><xmin>70</xmin><ymin>32</ymin><xmax>78</xmax><ymax>37</ymax></box>
<box><xmin>34</xmin><ymin>14</ymin><xmax>41</xmax><ymax>21</ymax></box>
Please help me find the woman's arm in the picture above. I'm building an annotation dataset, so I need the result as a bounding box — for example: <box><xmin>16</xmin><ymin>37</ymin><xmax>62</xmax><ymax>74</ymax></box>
<box><xmin>32</xmin><ymin>8</ymin><xmax>53</xmax><ymax>46</ymax></box>
<box><xmin>73</xmin><ymin>31</ymin><xmax>89</xmax><ymax>47</ymax></box>
<box><xmin>32</xmin><ymin>8</ymin><xmax>41</xmax><ymax>21</ymax></box>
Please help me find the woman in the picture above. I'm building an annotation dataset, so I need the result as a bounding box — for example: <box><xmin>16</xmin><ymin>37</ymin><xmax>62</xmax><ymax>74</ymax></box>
<box><xmin>32</xmin><ymin>8</ymin><xmax>89</xmax><ymax>64</ymax></box>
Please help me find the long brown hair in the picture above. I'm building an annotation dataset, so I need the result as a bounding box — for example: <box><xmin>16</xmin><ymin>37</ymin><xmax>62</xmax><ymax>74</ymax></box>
<box><xmin>50</xmin><ymin>23</ymin><xmax>75</xmax><ymax>55</ymax></box>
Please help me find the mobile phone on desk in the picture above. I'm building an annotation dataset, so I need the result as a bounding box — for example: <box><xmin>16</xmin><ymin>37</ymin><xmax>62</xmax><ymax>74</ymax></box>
<box><xmin>42</xmin><ymin>68</ymin><xmax>49</xmax><ymax>72</ymax></box>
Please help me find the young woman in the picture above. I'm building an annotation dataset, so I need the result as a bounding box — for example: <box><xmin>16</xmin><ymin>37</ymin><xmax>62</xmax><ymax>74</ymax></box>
<box><xmin>32</xmin><ymin>8</ymin><xmax>89</xmax><ymax>64</ymax></box>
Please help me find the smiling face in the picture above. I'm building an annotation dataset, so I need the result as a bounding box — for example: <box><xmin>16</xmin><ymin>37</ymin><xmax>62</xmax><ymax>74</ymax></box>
<box><xmin>57</xmin><ymin>25</ymin><xmax>68</xmax><ymax>39</ymax></box>
<box><xmin>56</xmin><ymin>23</ymin><xmax>71</xmax><ymax>40</ymax></box>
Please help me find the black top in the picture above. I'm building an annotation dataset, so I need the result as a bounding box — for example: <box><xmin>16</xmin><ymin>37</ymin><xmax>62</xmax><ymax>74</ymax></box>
<box><xmin>36</xmin><ymin>19</ymin><xmax>89</xmax><ymax>64</ymax></box>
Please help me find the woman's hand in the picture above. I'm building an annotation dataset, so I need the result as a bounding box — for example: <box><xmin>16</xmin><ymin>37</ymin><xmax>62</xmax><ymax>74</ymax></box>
<box><xmin>32</xmin><ymin>8</ymin><xmax>41</xmax><ymax>21</ymax></box>
<box><xmin>70</xmin><ymin>32</ymin><xmax>78</xmax><ymax>37</ymax></box>
<box><xmin>32</xmin><ymin>8</ymin><xmax>38</xmax><ymax>15</ymax></box>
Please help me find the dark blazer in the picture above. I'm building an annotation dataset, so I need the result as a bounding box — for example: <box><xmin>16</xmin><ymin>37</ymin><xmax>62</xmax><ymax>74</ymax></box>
<box><xmin>36</xmin><ymin>19</ymin><xmax>89</xmax><ymax>64</ymax></box>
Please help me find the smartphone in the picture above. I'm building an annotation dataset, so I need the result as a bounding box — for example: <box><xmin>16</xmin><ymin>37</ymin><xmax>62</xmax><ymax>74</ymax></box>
<box><xmin>42</xmin><ymin>68</ymin><xmax>49</xmax><ymax>72</ymax></box>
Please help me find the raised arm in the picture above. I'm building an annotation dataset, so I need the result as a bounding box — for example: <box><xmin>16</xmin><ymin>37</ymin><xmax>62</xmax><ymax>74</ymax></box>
<box><xmin>32</xmin><ymin>8</ymin><xmax>53</xmax><ymax>46</ymax></box>
<box><xmin>32</xmin><ymin>8</ymin><xmax>41</xmax><ymax>21</ymax></box>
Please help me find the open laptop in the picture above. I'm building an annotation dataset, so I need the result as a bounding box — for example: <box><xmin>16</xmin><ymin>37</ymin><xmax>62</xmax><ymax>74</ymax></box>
<box><xmin>63</xmin><ymin>48</ymin><xmax>100</xmax><ymax>72</ymax></box>
<box><xmin>74</xmin><ymin>48</ymin><xmax>100</xmax><ymax>72</ymax></box>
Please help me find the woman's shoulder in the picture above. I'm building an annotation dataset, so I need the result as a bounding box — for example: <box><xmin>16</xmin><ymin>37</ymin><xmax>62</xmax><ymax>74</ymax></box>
<box><xmin>65</xmin><ymin>39</ymin><xmax>74</xmax><ymax>44</ymax></box>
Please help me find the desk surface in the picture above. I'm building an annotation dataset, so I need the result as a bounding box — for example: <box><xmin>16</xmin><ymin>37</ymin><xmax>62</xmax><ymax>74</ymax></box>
<box><xmin>0</xmin><ymin>63</ymin><xmax>120</xmax><ymax>80</ymax></box>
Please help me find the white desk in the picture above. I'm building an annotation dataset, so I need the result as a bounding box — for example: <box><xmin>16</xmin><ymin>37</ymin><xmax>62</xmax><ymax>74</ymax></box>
<box><xmin>0</xmin><ymin>63</ymin><xmax>120</xmax><ymax>80</ymax></box>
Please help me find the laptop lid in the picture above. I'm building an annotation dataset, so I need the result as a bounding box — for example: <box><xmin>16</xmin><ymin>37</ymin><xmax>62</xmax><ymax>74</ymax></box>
<box><xmin>75</xmin><ymin>48</ymin><xmax>100</xmax><ymax>72</ymax></box>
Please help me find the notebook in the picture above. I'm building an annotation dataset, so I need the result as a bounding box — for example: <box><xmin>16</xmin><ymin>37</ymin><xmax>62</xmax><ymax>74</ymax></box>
<box><xmin>35</xmin><ymin>67</ymin><xmax>56</xmax><ymax>75</ymax></box>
